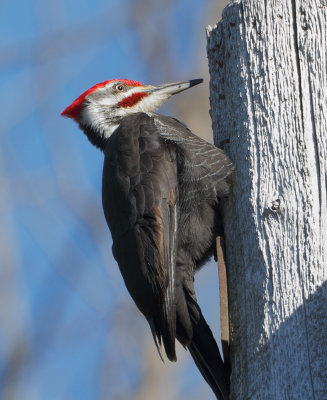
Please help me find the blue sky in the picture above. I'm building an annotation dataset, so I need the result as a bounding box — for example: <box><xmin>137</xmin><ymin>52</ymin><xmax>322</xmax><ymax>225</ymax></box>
<box><xmin>0</xmin><ymin>1</ymin><xmax>226</xmax><ymax>399</ymax></box>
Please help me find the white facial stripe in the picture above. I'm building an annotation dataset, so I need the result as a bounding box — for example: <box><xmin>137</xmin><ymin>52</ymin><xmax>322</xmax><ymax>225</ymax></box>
<box><xmin>81</xmin><ymin>102</ymin><xmax>122</xmax><ymax>138</ymax></box>
<box><xmin>80</xmin><ymin>85</ymin><xmax>171</xmax><ymax>139</ymax></box>
<box><xmin>131</xmin><ymin>92</ymin><xmax>170</xmax><ymax>113</ymax></box>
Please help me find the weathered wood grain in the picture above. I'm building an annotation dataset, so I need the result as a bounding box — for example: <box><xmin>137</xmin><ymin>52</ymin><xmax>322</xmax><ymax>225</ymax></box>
<box><xmin>207</xmin><ymin>1</ymin><xmax>327</xmax><ymax>399</ymax></box>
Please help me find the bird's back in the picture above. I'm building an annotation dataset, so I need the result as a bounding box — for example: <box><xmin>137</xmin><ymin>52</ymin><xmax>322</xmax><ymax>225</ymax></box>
<box><xmin>152</xmin><ymin>113</ymin><xmax>234</xmax><ymax>268</ymax></box>
<box><xmin>102</xmin><ymin>112</ymin><xmax>177</xmax><ymax>316</ymax></box>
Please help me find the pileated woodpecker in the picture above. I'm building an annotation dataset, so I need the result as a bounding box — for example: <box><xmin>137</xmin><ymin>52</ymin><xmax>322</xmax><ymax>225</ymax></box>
<box><xmin>61</xmin><ymin>78</ymin><xmax>233</xmax><ymax>399</ymax></box>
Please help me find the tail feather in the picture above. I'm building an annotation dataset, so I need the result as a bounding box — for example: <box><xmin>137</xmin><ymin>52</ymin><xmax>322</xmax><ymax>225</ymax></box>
<box><xmin>188</xmin><ymin>311</ymin><xmax>229</xmax><ymax>400</ymax></box>
<box><xmin>148</xmin><ymin>318</ymin><xmax>164</xmax><ymax>362</ymax></box>
<box><xmin>148</xmin><ymin>303</ymin><xmax>177</xmax><ymax>362</ymax></box>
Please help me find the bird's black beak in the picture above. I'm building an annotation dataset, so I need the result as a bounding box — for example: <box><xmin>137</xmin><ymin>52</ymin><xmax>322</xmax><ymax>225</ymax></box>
<box><xmin>146</xmin><ymin>79</ymin><xmax>203</xmax><ymax>96</ymax></box>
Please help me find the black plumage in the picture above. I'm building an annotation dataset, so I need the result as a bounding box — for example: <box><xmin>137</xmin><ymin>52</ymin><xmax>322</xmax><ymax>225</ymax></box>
<box><xmin>100</xmin><ymin>112</ymin><xmax>233</xmax><ymax>399</ymax></box>
<box><xmin>62</xmin><ymin>78</ymin><xmax>234</xmax><ymax>400</ymax></box>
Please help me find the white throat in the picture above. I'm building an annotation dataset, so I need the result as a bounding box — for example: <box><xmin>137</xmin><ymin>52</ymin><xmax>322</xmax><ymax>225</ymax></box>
<box><xmin>80</xmin><ymin>103</ymin><xmax>120</xmax><ymax>139</ymax></box>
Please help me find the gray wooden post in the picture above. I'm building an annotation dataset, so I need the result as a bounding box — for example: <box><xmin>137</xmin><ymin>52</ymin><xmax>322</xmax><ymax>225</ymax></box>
<box><xmin>207</xmin><ymin>1</ymin><xmax>327</xmax><ymax>399</ymax></box>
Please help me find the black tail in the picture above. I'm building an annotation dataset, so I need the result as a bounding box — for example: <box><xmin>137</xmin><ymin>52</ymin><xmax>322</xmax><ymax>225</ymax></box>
<box><xmin>188</xmin><ymin>310</ymin><xmax>230</xmax><ymax>400</ymax></box>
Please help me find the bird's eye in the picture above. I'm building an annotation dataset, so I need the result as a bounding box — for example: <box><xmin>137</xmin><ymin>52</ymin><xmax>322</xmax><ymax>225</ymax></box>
<box><xmin>116</xmin><ymin>84</ymin><xmax>124</xmax><ymax>92</ymax></box>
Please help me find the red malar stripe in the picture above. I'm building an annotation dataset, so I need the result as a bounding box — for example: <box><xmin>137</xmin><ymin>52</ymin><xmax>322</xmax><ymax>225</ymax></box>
<box><xmin>118</xmin><ymin>92</ymin><xmax>148</xmax><ymax>108</ymax></box>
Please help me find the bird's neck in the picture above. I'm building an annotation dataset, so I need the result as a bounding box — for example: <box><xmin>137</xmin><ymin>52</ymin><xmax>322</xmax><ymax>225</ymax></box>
<box><xmin>79</xmin><ymin>120</ymin><xmax>119</xmax><ymax>151</ymax></box>
<box><xmin>79</xmin><ymin>112</ymin><xmax>158</xmax><ymax>151</ymax></box>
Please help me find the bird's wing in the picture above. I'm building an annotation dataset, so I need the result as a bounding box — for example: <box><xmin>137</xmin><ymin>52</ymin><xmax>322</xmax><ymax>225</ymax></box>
<box><xmin>102</xmin><ymin>113</ymin><xmax>179</xmax><ymax>360</ymax></box>
<box><xmin>154</xmin><ymin>114</ymin><xmax>234</xmax><ymax>201</ymax></box>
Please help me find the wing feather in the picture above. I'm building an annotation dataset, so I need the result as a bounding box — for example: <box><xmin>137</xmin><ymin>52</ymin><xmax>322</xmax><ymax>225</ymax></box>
<box><xmin>102</xmin><ymin>113</ymin><xmax>178</xmax><ymax>360</ymax></box>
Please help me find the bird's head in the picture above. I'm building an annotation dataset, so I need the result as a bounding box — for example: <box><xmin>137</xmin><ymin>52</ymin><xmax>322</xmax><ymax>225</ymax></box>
<box><xmin>61</xmin><ymin>78</ymin><xmax>203</xmax><ymax>147</ymax></box>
